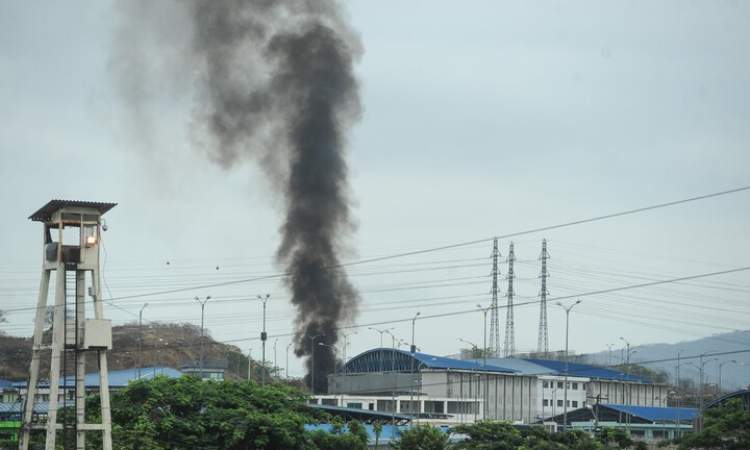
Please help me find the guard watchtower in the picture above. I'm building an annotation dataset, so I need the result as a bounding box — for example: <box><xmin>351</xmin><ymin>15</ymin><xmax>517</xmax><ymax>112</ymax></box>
<box><xmin>20</xmin><ymin>200</ymin><xmax>116</xmax><ymax>450</ymax></box>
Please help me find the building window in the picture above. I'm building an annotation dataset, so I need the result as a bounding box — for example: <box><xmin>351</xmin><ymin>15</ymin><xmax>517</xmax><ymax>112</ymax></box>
<box><xmin>557</xmin><ymin>400</ymin><xmax>563</xmax><ymax>407</ymax></box>
<box><xmin>566</xmin><ymin>400</ymin><xmax>570</xmax><ymax>407</ymax></box>
<box><xmin>543</xmin><ymin>399</ymin><xmax>549</xmax><ymax>407</ymax></box>
<box><xmin>447</xmin><ymin>401</ymin><xmax>477</xmax><ymax>415</ymax></box>
<box><xmin>377</xmin><ymin>400</ymin><xmax>395</xmax><ymax>412</ymax></box>
<box><xmin>400</xmin><ymin>400</ymin><xmax>420</xmax><ymax>413</ymax></box>
<box><xmin>572</xmin><ymin>401</ymin><xmax>578</xmax><ymax>408</ymax></box>
<box><xmin>321</xmin><ymin>398</ymin><xmax>338</xmax><ymax>406</ymax></box>
<box><xmin>424</xmin><ymin>401</ymin><xmax>444</xmax><ymax>414</ymax></box>
<box><xmin>572</xmin><ymin>382</ymin><xmax>578</xmax><ymax>390</ymax></box>
<box><xmin>543</xmin><ymin>381</ymin><xmax>549</xmax><ymax>388</ymax></box>
<box><xmin>557</xmin><ymin>382</ymin><xmax>563</xmax><ymax>389</ymax></box>
<box><xmin>346</xmin><ymin>402</ymin><xmax>363</xmax><ymax>409</ymax></box>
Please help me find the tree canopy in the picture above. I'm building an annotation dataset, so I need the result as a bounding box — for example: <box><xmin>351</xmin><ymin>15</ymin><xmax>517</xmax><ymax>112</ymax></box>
<box><xmin>677</xmin><ymin>399</ymin><xmax>750</xmax><ymax>450</ymax></box>
<box><xmin>83</xmin><ymin>376</ymin><xmax>365</xmax><ymax>450</ymax></box>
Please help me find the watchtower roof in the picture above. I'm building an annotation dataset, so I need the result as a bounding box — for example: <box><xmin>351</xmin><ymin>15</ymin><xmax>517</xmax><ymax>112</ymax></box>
<box><xmin>29</xmin><ymin>200</ymin><xmax>117</xmax><ymax>222</ymax></box>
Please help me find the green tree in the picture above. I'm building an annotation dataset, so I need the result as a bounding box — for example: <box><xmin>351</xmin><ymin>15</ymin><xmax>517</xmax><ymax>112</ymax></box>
<box><xmin>678</xmin><ymin>398</ymin><xmax>750</xmax><ymax>450</ymax></box>
<box><xmin>452</xmin><ymin>420</ymin><xmax>523</xmax><ymax>449</ymax></box>
<box><xmin>307</xmin><ymin>420</ymin><xmax>368</xmax><ymax>450</ymax></box>
<box><xmin>597</xmin><ymin>428</ymin><xmax>633</xmax><ymax>449</ymax></box>
<box><xmin>452</xmin><ymin>421</ymin><xmax>608</xmax><ymax>450</ymax></box>
<box><xmin>390</xmin><ymin>424</ymin><xmax>450</xmax><ymax>450</ymax></box>
<box><xmin>373</xmin><ymin>420</ymin><xmax>383</xmax><ymax>448</ymax></box>
<box><xmin>85</xmin><ymin>376</ymin><xmax>323</xmax><ymax>449</ymax></box>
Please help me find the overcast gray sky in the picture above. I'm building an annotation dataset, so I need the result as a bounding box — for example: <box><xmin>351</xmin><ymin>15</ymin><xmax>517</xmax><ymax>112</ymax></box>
<box><xmin>1</xmin><ymin>1</ymin><xmax>749</xmax><ymax>377</ymax></box>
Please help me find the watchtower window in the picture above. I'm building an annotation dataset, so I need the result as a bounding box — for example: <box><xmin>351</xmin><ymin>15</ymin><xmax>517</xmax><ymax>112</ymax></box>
<box><xmin>62</xmin><ymin>227</ymin><xmax>80</xmax><ymax>246</ymax></box>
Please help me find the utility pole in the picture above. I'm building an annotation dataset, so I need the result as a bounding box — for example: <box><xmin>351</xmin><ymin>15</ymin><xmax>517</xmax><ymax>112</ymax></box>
<box><xmin>537</xmin><ymin>239</ymin><xmax>550</xmax><ymax>356</ymax></box>
<box><xmin>138</xmin><ymin>303</ymin><xmax>148</xmax><ymax>378</ymax></box>
<box><xmin>489</xmin><ymin>238</ymin><xmax>501</xmax><ymax>357</ymax></box>
<box><xmin>194</xmin><ymin>295</ymin><xmax>212</xmax><ymax>379</ymax></box>
<box><xmin>503</xmin><ymin>242</ymin><xmax>516</xmax><ymax>357</ymax></box>
<box><xmin>258</xmin><ymin>294</ymin><xmax>270</xmax><ymax>385</ymax></box>
<box><xmin>556</xmin><ymin>299</ymin><xmax>581</xmax><ymax>431</ymax></box>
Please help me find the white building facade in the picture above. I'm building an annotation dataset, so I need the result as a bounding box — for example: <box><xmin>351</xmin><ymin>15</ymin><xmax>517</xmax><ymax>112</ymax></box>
<box><xmin>327</xmin><ymin>349</ymin><xmax>670</xmax><ymax>425</ymax></box>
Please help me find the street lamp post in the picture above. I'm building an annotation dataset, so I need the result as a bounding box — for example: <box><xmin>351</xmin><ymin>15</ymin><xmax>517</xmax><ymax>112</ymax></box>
<box><xmin>619</xmin><ymin>337</ymin><xmax>637</xmax><ymax>404</ymax></box>
<box><xmin>341</xmin><ymin>331</ymin><xmax>357</xmax><ymax>373</ymax></box>
<box><xmin>258</xmin><ymin>294</ymin><xmax>270</xmax><ymax>385</ymax></box>
<box><xmin>619</xmin><ymin>337</ymin><xmax>637</xmax><ymax>433</ymax></box>
<box><xmin>318</xmin><ymin>342</ymin><xmax>343</xmax><ymax>406</ymax></box>
<box><xmin>556</xmin><ymin>300</ymin><xmax>581</xmax><ymax>431</ymax></box>
<box><xmin>477</xmin><ymin>304</ymin><xmax>489</xmax><ymax>419</ymax></box>
<box><xmin>410</xmin><ymin>312</ymin><xmax>421</xmax><ymax>420</ymax></box>
<box><xmin>382</xmin><ymin>330</ymin><xmax>401</xmax><ymax>422</ymax></box>
<box><xmin>247</xmin><ymin>348</ymin><xmax>253</xmax><ymax>381</ymax></box>
<box><xmin>273</xmin><ymin>338</ymin><xmax>278</xmax><ymax>381</ymax></box>
<box><xmin>286</xmin><ymin>342</ymin><xmax>293</xmax><ymax>379</ymax></box>
<box><xmin>368</xmin><ymin>327</ymin><xmax>394</xmax><ymax>372</ymax></box>
<box><xmin>697</xmin><ymin>354</ymin><xmax>718</xmax><ymax>412</ymax></box>
<box><xmin>718</xmin><ymin>360</ymin><xmax>737</xmax><ymax>393</ymax></box>
<box><xmin>138</xmin><ymin>303</ymin><xmax>148</xmax><ymax>378</ymax></box>
<box><xmin>309</xmin><ymin>334</ymin><xmax>323</xmax><ymax>394</ymax></box>
<box><xmin>155</xmin><ymin>338</ymin><xmax>167</xmax><ymax>376</ymax></box>
<box><xmin>194</xmin><ymin>295</ymin><xmax>212</xmax><ymax>379</ymax></box>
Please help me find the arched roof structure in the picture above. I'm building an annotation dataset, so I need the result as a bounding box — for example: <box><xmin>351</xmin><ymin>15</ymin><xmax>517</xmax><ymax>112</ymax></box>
<box><xmin>344</xmin><ymin>348</ymin><xmax>517</xmax><ymax>374</ymax></box>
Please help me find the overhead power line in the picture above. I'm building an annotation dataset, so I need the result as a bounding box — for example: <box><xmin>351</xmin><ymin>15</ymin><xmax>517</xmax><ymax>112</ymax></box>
<box><xmin>98</xmin><ymin>184</ymin><xmax>750</xmax><ymax>303</ymax></box>
<box><xmin>199</xmin><ymin>265</ymin><xmax>750</xmax><ymax>345</ymax></box>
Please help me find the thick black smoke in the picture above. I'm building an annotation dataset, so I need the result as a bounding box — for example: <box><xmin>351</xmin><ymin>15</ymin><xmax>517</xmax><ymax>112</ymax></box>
<box><xmin>115</xmin><ymin>0</ymin><xmax>361</xmax><ymax>392</ymax></box>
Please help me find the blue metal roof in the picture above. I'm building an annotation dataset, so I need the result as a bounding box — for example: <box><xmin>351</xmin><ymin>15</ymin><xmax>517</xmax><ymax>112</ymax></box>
<box><xmin>345</xmin><ymin>349</ymin><xmax>517</xmax><ymax>374</ymax></box>
<box><xmin>523</xmin><ymin>358</ymin><xmax>650</xmax><ymax>383</ymax></box>
<box><xmin>0</xmin><ymin>379</ymin><xmax>14</xmax><ymax>389</ymax></box>
<box><xmin>475</xmin><ymin>358</ymin><xmax>556</xmax><ymax>375</ymax></box>
<box><xmin>603</xmin><ymin>404</ymin><xmax>699</xmax><ymax>422</ymax></box>
<box><xmin>12</xmin><ymin>367</ymin><xmax>182</xmax><ymax>389</ymax></box>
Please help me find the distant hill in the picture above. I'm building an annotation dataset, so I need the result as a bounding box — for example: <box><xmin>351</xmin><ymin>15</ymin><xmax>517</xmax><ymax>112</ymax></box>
<box><xmin>581</xmin><ymin>329</ymin><xmax>750</xmax><ymax>392</ymax></box>
<box><xmin>0</xmin><ymin>322</ymin><xmax>274</xmax><ymax>382</ymax></box>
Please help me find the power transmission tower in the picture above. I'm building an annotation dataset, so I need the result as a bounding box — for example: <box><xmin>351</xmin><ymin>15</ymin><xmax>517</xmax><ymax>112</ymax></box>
<box><xmin>489</xmin><ymin>238</ymin><xmax>501</xmax><ymax>357</ymax></box>
<box><xmin>503</xmin><ymin>242</ymin><xmax>516</xmax><ymax>357</ymax></box>
<box><xmin>537</xmin><ymin>239</ymin><xmax>550</xmax><ymax>356</ymax></box>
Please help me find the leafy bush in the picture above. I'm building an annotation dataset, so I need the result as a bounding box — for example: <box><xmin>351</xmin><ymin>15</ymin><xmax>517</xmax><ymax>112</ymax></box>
<box><xmin>391</xmin><ymin>424</ymin><xmax>451</xmax><ymax>450</ymax></box>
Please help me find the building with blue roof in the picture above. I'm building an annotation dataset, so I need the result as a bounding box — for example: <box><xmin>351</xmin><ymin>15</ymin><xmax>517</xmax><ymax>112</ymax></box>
<box><xmin>316</xmin><ymin>348</ymin><xmax>670</xmax><ymax>426</ymax></box>
<box><xmin>476</xmin><ymin>357</ymin><xmax>670</xmax><ymax>421</ymax></box>
<box><xmin>542</xmin><ymin>403</ymin><xmax>698</xmax><ymax>443</ymax></box>
<box><xmin>522</xmin><ymin>358</ymin><xmax>649</xmax><ymax>383</ymax></box>
<box><xmin>10</xmin><ymin>367</ymin><xmax>182</xmax><ymax>406</ymax></box>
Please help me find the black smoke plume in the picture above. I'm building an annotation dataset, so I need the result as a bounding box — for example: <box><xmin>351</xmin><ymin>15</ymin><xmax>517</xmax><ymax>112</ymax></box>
<box><xmin>114</xmin><ymin>0</ymin><xmax>361</xmax><ymax>393</ymax></box>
